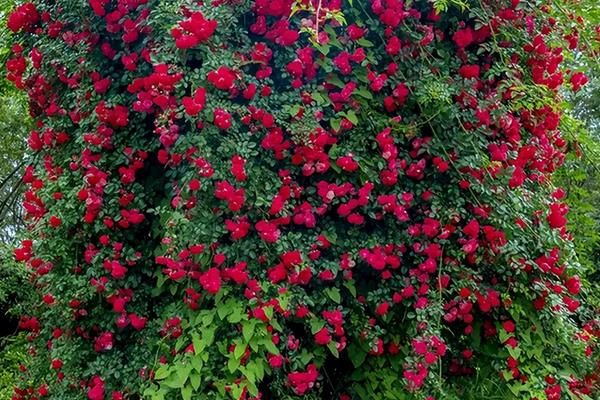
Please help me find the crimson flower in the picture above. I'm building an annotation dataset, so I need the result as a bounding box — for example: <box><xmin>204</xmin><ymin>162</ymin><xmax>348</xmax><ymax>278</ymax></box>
<box><xmin>172</xmin><ymin>11</ymin><xmax>217</xmax><ymax>49</ymax></box>
<box><xmin>453</xmin><ymin>27</ymin><xmax>474</xmax><ymax>48</ymax></box>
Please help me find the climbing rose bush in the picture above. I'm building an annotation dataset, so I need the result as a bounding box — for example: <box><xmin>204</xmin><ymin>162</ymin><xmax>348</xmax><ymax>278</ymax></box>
<box><xmin>6</xmin><ymin>0</ymin><xmax>600</xmax><ymax>399</ymax></box>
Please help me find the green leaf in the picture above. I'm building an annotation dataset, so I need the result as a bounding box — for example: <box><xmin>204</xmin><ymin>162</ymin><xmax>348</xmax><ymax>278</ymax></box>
<box><xmin>289</xmin><ymin>104</ymin><xmax>301</xmax><ymax>117</ymax></box>
<box><xmin>263</xmin><ymin>338</ymin><xmax>279</xmax><ymax>355</ymax></box>
<box><xmin>243</xmin><ymin>366</ymin><xmax>255</xmax><ymax>384</ymax></box>
<box><xmin>247</xmin><ymin>380</ymin><xmax>259</xmax><ymax>396</ymax></box>
<box><xmin>234</xmin><ymin>343</ymin><xmax>247</xmax><ymax>360</ymax></box>
<box><xmin>192</xmin><ymin>332</ymin><xmax>203</xmax><ymax>355</ymax></box>
<box><xmin>345</xmin><ymin>110</ymin><xmax>359</xmax><ymax>125</ymax></box>
<box><xmin>217</xmin><ymin>302</ymin><xmax>231</xmax><ymax>320</ymax></box>
<box><xmin>163</xmin><ymin>366</ymin><xmax>189</xmax><ymax>389</ymax></box>
<box><xmin>263</xmin><ymin>306</ymin><xmax>274</xmax><ymax>320</ymax></box>
<box><xmin>325</xmin><ymin>287</ymin><xmax>341</xmax><ymax>303</ymax></box>
<box><xmin>357</xmin><ymin>38</ymin><xmax>374</xmax><ymax>47</ymax></box>
<box><xmin>201</xmin><ymin>312</ymin><xmax>214</xmax><ymax>327</ymax></box>
<box><xmin>310</xmin><ymin>318</ymin><xmax>326</xmax><ymax>334</ymax></box>
<box><xmin>191</xmin><ymin>355</ymin><xmax>204</xmax><ymax>374</ymax></box>
<box><xmin>508</xmin><ymin>382</ymin><xmax>524</xmax><ymax>395</ymax></box>
<box><xmin>181</xmin><ymin>385</ymin><xmax>192</xmax><ymax>400</ymax></box>
<box><xmin>242</xmin><ymin>320</ymin><xmax>256</xmax><ymax>342</ymax></box>
<box><xmin>154</xmin><ymin>366</ymin><xmax>170</xmax><ymax>381</ymax></box>
<box><xmin>311</xmin><ymin>92</ymin><xmax>327</xmax><ymax>106</ymax></box>
<box><xmin>327</xmin><ymin>341</ymin><xmax>339</xmax><ymax>358</ymax></box>
<box><xmin>507</xmin><ymin>345</ymin><xmax>521</xmax><ymax>359</ymax></box>
<box><xmin>327</xmin><ymin>75</ymin><xmax>345</xmax><ymax>88</ymax></box>
<box><xmin>343</xmin><ymin>281</ymin><xmax>356</xmax><ymax>297</ymax></box>
<box><xmin>190</xmin><ymin>372</ymin><xmax>201</xmax><ymax>390</ymax></box>
<box><xmin>203</xmin><ymin>327</ymin><xmax>216</xmax><ymax>348</ymax></box>
<box><xmin>228</xmin><ymin>306</ymin><xmax>244</xmax><ymax>323</ymax></box>
<box><xmin>330</xmin><ymin>118</ymin><xmax>341</xmax><ymax>132</ymax></box>
<box><xmin>253</xmin><ymin>359</ymin><xmax>265</xmax><ymax>380</ymax></box>
<box><xmin>347</xmin><ymin>343</ymin><xmax>367</xmax><ymax>368</ymax></box>
<box><xmin>228</xmin><ymin>356</ymin><xmax>241</xmax><ymax>373</ymax></box>
<box><xmin>270</xmin><ymin>318</ymin><xmax>282</xmax><ymax>332</ymax></box>
<box><xmin>144</xmin><ymin>388</ymin><xmax>166</xmax><ymax>400</ymax></box>
<box><xmin>354</xmin><ymin>88</ymin><xmax>373</xmax><ymax>99</ymax></box>
<box><xmin>314</xmin><ymin>43</ymin><xmax>330</xmax><ymax>56</ymax></box>
<box><xmin>299</xmin><ymin>349</ymin><xmax>313</xmax><ymax>365</ymax></box>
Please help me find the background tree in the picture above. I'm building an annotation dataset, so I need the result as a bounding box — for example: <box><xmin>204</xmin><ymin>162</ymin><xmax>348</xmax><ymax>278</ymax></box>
<box><xmin>552</xmin><ymin>0</ymin><xmax>600</xmax><ymax>309</ymax></box>
<box><xmin>0</xmin><ymin>0</ymin><xmax>29</xmax><ymax>241</ymax></box>
<box><xmin>0</xmin><ymin>1</ymin><xmax>31</xmax><ymax>399</ymax></box>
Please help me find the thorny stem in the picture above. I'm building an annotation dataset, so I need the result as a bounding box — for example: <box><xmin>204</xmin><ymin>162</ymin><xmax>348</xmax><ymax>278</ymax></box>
<box><xmin>315</xmin><ymin>0</ymin><xmax>323</xmax><ymax>43</ymax></box>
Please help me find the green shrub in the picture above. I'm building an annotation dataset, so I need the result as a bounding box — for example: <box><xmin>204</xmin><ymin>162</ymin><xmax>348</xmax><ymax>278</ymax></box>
<box><xmin>0</xmin><ymin>334</ymin><xmax>26</xmax><ymax>400</ymax></box>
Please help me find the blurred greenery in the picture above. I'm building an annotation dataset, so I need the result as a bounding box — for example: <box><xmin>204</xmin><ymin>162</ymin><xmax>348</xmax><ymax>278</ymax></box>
<box><xmin>0</xmin><ymin>334</ymin><xmax>26</xmax><ymax>400</ymax></box>
<box><xmin>0</xmin><ymin>2</ymin><xmax>31</xmax><ymax>399</ymax></box>
<box><xmin>0</xmin><ymin>0</ymin><xmax>29</xmax><ymax>245</ymax></box>
<box><xmin>554</xmin><ymin>0</ymin><xmax>600</xmax><ymax>310</ymax></box>
<box><xmin>555</xmin><ymin>115</ymin><xmax>600</xmax><ymax>310</ymax></box>
<box><xmin>557</xmin><ymin>0</ymin><xmax>600</xmax><ymax>131</ymax></box>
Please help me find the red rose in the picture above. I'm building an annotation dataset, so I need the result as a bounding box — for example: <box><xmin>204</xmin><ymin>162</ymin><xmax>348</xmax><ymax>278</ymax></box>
<box><xmin>199</xmin><ymin>268</ymin><xmax>221</xmax><ymax>295</ymax></box>
<box><xmin>453</xmin><ymin>27</ymin><xmax>474</xmax><ymax>48</ymax></box>
<box><xmin>173</xmin><ymin>11</ymin><xmax>217</xmax><ymax>48</ymax></box>
<box><xmin>314</xmin><ymin>327</ymin><xmax>331</xmax><ymax>345</ymax></box>
<box><xmin>128</xmin><ymin>314</ymin><xmax>147</xmax><ymax>330</ymax></box>
<box><xmin>87</xmin><ymin>376</ymin><xmax>105</xmax><ymax>400</ymax></box>
<box><xmin>207</xmin><ymin>66</ymin><xmax>236</xmax><ymax>91</ymax></box>
<box><xmin>570</xmin><ymin>72</ymin><xmax>588</xmax><ymax>92</ymax></box>
<box><xmin>49</xmin><ymin>215</ymin><xmax>62</xmax><ymax>228</ymax></box>
<box><xmin>547</xmin><ymin>203</ymin><xmax>567</xmax><ymax>229</ymax></box>
<box><xmin>459</xmin><ymin>64</ymin><xmax>480</xmax><ymax>79</ymax></box>
<box><xmin>230</xmin><ymin>155</ymin><xmax>247</xmax><ymax>181</ymax></box>
<box><xmin>182</xmin><ymin>87</ymin><xmax>206</xmax><ymax>116</ymax></box>
<box><xmin>336</xmin><ymin>155</ymin><xmax>359</xmax><ymax>172</ymax></box>
<box><xmin>213</xmin><ymin>108</ymin><xmax>232</xmax><ymax>130</ymax></box>
<box><xmin>255</xmin><ymin>220</ymin><xmax>280</xmax><ymax>243</ymax></box>
<box><xmin>225</xmin><ymin>217</ymin><xmax>250</xmax><ymax>240</ymax></box>
<box><xmin>376</xmin><ymin>301</ymin><xmax>390</xmax><ymax>316</ymax></box>
<box><xmin>288</xmin><ymin>364</ymin><xmax>318</xmax><ymax>395</ymax></box>
<box><xmin>502</xmin><ymin>321</ymin><xmax>516</xmax><ymax>333</ymax></box>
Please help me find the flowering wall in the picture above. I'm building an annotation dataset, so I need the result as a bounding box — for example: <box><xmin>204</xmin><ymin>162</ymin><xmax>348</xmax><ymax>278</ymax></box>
<box><xmin>6</xmin><ymin>0</ymin><xmax>600</xmax><ymax>399</ymax></box>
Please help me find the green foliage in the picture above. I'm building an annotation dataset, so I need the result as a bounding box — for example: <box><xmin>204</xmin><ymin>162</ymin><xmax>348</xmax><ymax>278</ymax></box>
<box><xmin>0</xmin><ymin>244</ymin><xmax>28</xmax><ymax>313</ymax></box>
<box><xmin>0</xmin><ymin>335</ymin><xmax>27</xmax><ymax>400</ymax></box>
<box><xmin>0</xmin><ymin>2</ymin><xmax>32</xmax><ymax>399</ymax></box>
<box><xmin>0</xmin><ymin>93</ymin><xmax>29</xmax><ymax>243</ymax></box>
<box><xmin>3</xmin><ymin>0</ymin><xmax>600</xmax><ymax>399</ymax></box>
<box><xmin>555</xmin><ymin>115</ymin><xmax>600</xmax><ymax>307</ymax></box>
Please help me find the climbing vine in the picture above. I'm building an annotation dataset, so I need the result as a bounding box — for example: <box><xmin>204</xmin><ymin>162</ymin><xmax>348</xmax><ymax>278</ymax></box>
<box><xmin>6</xmin><ymin>0</ymin><xmax>600</xmax><ymax>399</ymax></box>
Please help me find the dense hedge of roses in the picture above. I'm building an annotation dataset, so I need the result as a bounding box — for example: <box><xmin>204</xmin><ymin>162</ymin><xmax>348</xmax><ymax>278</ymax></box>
<box><xmin>6</xmin><ymin>0</ymin><xmax>600</xmax><ymax>399</ymax></box>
